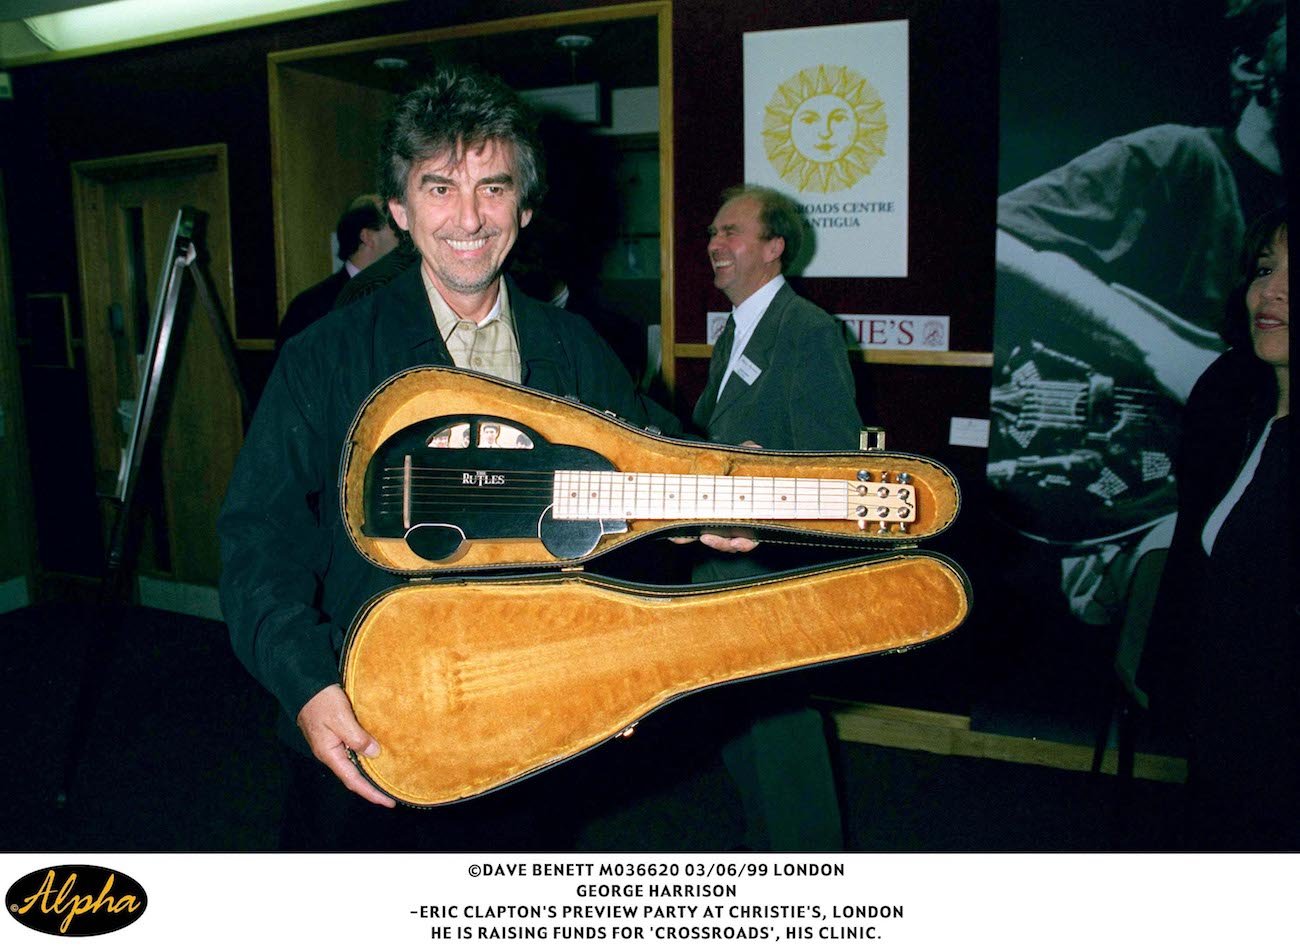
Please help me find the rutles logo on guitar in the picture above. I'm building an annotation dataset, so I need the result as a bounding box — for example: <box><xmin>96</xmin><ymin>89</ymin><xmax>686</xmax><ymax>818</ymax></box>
<box><xmin>463</xmin><ymin>470</ymin><xmax>505</xmax><ymax>486</ymax></box>
<box><xmin>7</xmin><ymin>865</ymin><xmax>147</xmax><ymax>936</ymax></box>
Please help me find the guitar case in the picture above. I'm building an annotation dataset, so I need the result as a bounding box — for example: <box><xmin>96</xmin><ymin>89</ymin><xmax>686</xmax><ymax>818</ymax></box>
<box><xmin>338</xmin><ymin>366</ymin><xmax>971</xmax><ymax>806</ymax></box>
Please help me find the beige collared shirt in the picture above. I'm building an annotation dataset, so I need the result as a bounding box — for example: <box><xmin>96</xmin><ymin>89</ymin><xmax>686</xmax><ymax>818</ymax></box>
<box><xmin>422</xmin><ymin>270</ymin><xmax>522</xmax><ymax>383</ymax></box>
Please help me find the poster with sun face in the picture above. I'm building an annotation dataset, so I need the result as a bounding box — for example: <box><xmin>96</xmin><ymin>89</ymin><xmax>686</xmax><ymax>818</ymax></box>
<box><xmin>743</xmin><ymin>20</ymin><xmax>909</xmax><ymax>277</ymax></box>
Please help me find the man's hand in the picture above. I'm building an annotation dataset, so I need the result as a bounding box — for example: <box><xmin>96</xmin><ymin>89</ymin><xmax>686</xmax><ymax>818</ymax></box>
<box><xmin>698</xmin><ymin>534</ymin><xmax>760</xmax><ymax>553</ymax></box>
<box><xmin>669</xmin><ymin>440</ymin><xmax>763</xmax><ymax>553</ymax></box>
<box><xmin>296</xmin><ymin>684</ymin><xmax>395</xmax><ymax>807</ymax></box>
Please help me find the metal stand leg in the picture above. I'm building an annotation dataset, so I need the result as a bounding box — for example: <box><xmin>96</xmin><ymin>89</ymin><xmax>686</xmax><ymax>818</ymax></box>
<box><xmin>57</xmin><ymin>207</ymin><xmax>246</xmax><ymax>806</ymax></box>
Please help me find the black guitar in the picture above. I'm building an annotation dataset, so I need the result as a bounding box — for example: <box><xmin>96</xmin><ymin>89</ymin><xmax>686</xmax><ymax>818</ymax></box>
<box><xmin>362</xmin><ymin>414</ymin><xmax>917</xmax><ymax>563</ymax></box>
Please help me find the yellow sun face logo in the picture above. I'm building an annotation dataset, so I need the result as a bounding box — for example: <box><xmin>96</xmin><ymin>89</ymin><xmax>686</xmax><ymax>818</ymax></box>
<box><xmin>763</xmin><ymin>65</ymin><xmax>888</xmax><ymax>193</ymax></box>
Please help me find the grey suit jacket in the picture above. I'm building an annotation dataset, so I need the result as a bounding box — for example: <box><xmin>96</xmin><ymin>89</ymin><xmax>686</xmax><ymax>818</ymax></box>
<box><xmin>690</xmin><ymin>284</ymin><xmax>863</xmax><ymax>583</ymax></box>
<box><xmin>692</xmin><ymin>282</ymin><xmax>862</xmax><ymax>451</ymax></box>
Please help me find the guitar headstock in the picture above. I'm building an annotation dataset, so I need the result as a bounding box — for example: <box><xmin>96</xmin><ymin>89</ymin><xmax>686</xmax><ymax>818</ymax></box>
<box><xmin>850</xmin><ymin>471</ymin><xmax>916</xmax><ymax>533</ymax></box>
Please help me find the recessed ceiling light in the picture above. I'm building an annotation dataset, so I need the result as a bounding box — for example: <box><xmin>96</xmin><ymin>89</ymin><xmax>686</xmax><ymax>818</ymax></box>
<box><xmin>555</xmin><ymin>34</ymin><xmax>593</xmax><ymax>52</ymax></box>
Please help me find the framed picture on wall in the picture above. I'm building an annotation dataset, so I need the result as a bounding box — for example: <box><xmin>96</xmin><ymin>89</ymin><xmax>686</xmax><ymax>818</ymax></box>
<box><xmin>22</xmin><ymin>293</ymin><xmax>74</xmax><ymax>368</ymax></box>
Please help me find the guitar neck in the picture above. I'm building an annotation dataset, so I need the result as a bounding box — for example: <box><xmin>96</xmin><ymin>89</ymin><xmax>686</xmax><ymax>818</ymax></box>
<box><xmin>552</xmin><ymin>471</ymin><xmax>915</xmax><ymax>525</ymax></box>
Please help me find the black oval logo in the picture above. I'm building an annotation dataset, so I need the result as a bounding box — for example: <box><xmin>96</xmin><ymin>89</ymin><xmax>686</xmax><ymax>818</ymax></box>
<box><xmin>7</xmin><ymin>865</ymin><xmax>147</xmax><ymax>936</ymax></box>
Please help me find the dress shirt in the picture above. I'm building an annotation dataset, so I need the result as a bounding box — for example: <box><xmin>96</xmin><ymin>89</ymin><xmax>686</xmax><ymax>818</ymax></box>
<box><xmin>422</xmin><ymin>270</ymin><xmax>522</xmax><ymax>383</ymax></box>
<box><xmin>717</xmin><ymin>274</ymin><xmax>785</xmax><ymax>401</ymax></box>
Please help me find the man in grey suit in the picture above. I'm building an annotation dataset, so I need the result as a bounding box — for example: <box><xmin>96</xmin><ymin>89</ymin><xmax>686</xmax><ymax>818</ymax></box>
<box><xmin>693</xmin><ymin>184</ymin><xmax>863</xmax><ymax>849</ymax></box>
<box><xmin>694</xmin><ymin>185</ymin><xmax>863</xmax><ymax>453</ymax></box>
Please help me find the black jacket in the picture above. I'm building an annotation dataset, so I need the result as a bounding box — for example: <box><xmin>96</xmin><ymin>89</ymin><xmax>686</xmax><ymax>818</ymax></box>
<box><xmin>691</xmin><ymin>283</ymin><xmax>862</xmax><ymax>583</ymax></box>
<box><xmin>274</xmin><ymin>267</ymin><xmax>351</xmax><ymax>353</ymax></box>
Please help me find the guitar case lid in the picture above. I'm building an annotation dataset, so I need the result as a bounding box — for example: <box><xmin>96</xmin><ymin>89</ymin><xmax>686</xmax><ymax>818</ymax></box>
<box><xmin>341</xmin><ymin>550</ymin><xmax>971</xmax><ymax>806</ymax></box>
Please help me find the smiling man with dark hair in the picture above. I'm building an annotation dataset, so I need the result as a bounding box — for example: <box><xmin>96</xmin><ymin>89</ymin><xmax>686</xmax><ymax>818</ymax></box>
<box><xmin>219</xmin><ymin>66</ymin><xmax>677</xmax><ymax>850</ymax></box>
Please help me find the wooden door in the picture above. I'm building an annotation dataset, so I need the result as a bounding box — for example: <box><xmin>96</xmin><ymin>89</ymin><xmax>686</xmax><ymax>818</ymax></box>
<box><xmin>72</xmin><ymin>146</ymin><xmax>239</xmax><ymax>590</ymax></box>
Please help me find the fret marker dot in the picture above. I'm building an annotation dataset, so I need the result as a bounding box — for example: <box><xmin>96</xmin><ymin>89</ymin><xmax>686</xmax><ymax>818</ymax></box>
<box><xmin>590</xmin><ymin>492</ymin><xmax>597</xmax><ymax>498</ymax></box>
<box><xmin>702</xmin><ymin>494</ymin><xmax>709</xmax><ymax>499</ymax></box>
<box><xmin>781</xmin><ymin>495</ymin><xmax>788</xmax><ymax>501</ymax></box>
<box><xmin>740</xmin><ymin>495</ymin><xmax>745</xmax><ymax>500</ymax></box>
<box><xmin>570</xmin><ymin>492</ymin><xmax>577</xmax><ymax>498</ymax></box>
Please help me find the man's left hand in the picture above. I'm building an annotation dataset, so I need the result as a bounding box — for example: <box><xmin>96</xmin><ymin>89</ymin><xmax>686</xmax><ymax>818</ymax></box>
<box><xmin>668</xmin><ymin>533</ymin><xmax>760</xmax><ymax>553</ymax></box>
<box><xmin>667</xmin><ymin>439</ymin><xmax>762</xmax><ymax>553</ymax></box>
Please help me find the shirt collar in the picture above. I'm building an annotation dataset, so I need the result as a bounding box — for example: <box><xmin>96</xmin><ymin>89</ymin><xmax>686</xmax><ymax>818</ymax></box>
<box><xmin>423</xmin><ymin>269</ymin><xmax>506</xmax><ymax>339</ymax></box>
<box><xmin>731</xmin><ymin>274</ymin><xmax>785</xmax><ymax>339</ymax></box>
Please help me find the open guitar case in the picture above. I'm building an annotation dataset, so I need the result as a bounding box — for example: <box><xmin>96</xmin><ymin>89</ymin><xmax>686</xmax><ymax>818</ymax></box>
<box><xmin>337</xmin><ymin>366</ymin><xmax>971</xmax><ymax>806</ymax></box>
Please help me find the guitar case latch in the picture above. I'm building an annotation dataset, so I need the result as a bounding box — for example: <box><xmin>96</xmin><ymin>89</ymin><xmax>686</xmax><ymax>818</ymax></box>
<box><xmin>859</xmin><ymin>427</ymin><xmax>887</xmax><ymax>452</ymax></box>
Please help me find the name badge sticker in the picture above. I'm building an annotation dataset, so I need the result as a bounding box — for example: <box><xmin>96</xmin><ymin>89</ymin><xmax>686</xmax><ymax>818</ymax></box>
<box><xmin>734</xmin><ymin>356</ymin><xmax>762</xmax><ymax>386</ymax></box>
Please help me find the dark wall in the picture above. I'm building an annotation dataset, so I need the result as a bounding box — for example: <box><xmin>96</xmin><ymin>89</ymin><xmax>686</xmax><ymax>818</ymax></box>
<box><xmin>672</xmin><ymin>0</ymin><xmax>998</xmax><ymax>351</ymax></box>
<box><xmin>997</xmin><ymin>0</ymin><xmax>1228</xmax><ymax>191</ymax></box>
<box><xmin>1</xmin><ymin>0</ymin><xmax>998</xmax><ymax>585</ymax></box>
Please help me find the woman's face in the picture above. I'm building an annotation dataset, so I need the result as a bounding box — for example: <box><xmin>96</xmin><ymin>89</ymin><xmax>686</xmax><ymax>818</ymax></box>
<box><xmin>1247</xmin><ymin>229</ymin><xmax>1288</xmax><ymax>369</ymax></box>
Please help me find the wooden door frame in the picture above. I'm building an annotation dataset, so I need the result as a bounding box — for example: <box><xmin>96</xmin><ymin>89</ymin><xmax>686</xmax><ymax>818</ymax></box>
<box><xmin>0</xmin><ymin>169</ymin><xmax>39</xmax><ymax>610</ymax></box>
<box><xmin>70</xmin><ymin>144</ymin><xmax>238</xmax><ymax>600</ymax></box>
<box><xmin>70</xmin><ymin>143</ymin><xmax>234</xmax><ymax>484</ymax></box>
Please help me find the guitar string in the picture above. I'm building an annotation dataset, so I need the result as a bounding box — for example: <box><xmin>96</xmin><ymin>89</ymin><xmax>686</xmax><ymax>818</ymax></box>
<box><xmin>377</xmin><ymin>468</ymin><xmax>907</xmax><ymax>491</ymax></box>
<box><xmin>374</xmin><ymin>473</ymin><xmax>909</xmax><ymax>514</ymax></box>
<box><xmin>376</xmin><ymin>487</ymin><xmax>908</xmax><ymax>518</ymax></box>
<box><xmin>380</xmin><ymin>465</ymin><xmax>884</xmax><ymax>481</ymax></box>
<box><xmin>374</xmin><ymin>480</ymin><xmax>902</xmax><ymax>504</ymax></box>
<box><xmin>380</xmin><ymin>501</ymin><xmax>905</xmax><ymax>520</ymax></box>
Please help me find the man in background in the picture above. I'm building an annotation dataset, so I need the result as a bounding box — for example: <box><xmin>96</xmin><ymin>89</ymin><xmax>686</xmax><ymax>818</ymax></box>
<box><xmin>693</xmin><ymin>184</ymin><xmax>863</xmax><ymax>850</ymax></box>
<box><xmin>273</xmin><ymin>194</ymin><xmax>397</xmax><ymax>352</ymax></box>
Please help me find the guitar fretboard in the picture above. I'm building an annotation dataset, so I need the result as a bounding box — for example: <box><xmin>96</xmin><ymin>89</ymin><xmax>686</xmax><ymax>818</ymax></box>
<box><xmin>551</xmin><ymin>471</ymin><xmax>914</xmax><ymax>524</ymax></box>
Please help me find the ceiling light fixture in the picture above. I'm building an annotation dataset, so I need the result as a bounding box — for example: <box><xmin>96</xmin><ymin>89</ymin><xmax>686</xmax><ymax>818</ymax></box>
<box><xmin>554</xmin><ymin>33</ymin><xmax>592</xmax><ymax>84</ymax></box>
<box><xmin>19</xmin><ymin>0</ymin><xmax>395</xmax><ymax>59</ymax></box>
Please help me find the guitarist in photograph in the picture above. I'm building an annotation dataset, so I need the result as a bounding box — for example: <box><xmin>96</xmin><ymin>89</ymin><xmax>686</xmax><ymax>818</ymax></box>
<box><xmin>988</xmin><ymin>0</ymin><xmax>1285</xmax><ymax>624</ymax></box>
<box><xmin>691</xmin><ymin>184</ymin><xmax>863</xmax><ymax>850</ymax></box>
<box><xmin>218</xmin><ymin>67</ymin><xmax>685</xmax><ymax>850</ymax></box>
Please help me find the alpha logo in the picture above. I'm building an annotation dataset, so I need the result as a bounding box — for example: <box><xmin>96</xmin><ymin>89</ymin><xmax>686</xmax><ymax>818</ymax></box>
<box><xmin>462</xmin><ymin>470</ymin><xmax>505</xmax><ymax>486</ymax></box>
<box><xmin>7</xmin><ymin>865</ymin><xmax>147</xmax><ymax>936</ymax></box>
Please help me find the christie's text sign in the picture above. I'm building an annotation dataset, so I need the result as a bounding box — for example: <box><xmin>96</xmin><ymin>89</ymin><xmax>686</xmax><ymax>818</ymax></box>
<box><xmin>707</xmin><ymin>311</ymin><xmax>950</xmax><ymax>352</ymax></box>
<box><xmin>7</xmin><ymin>865</ymin><xmax>147</xmax><ymax>936</ymax></box>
